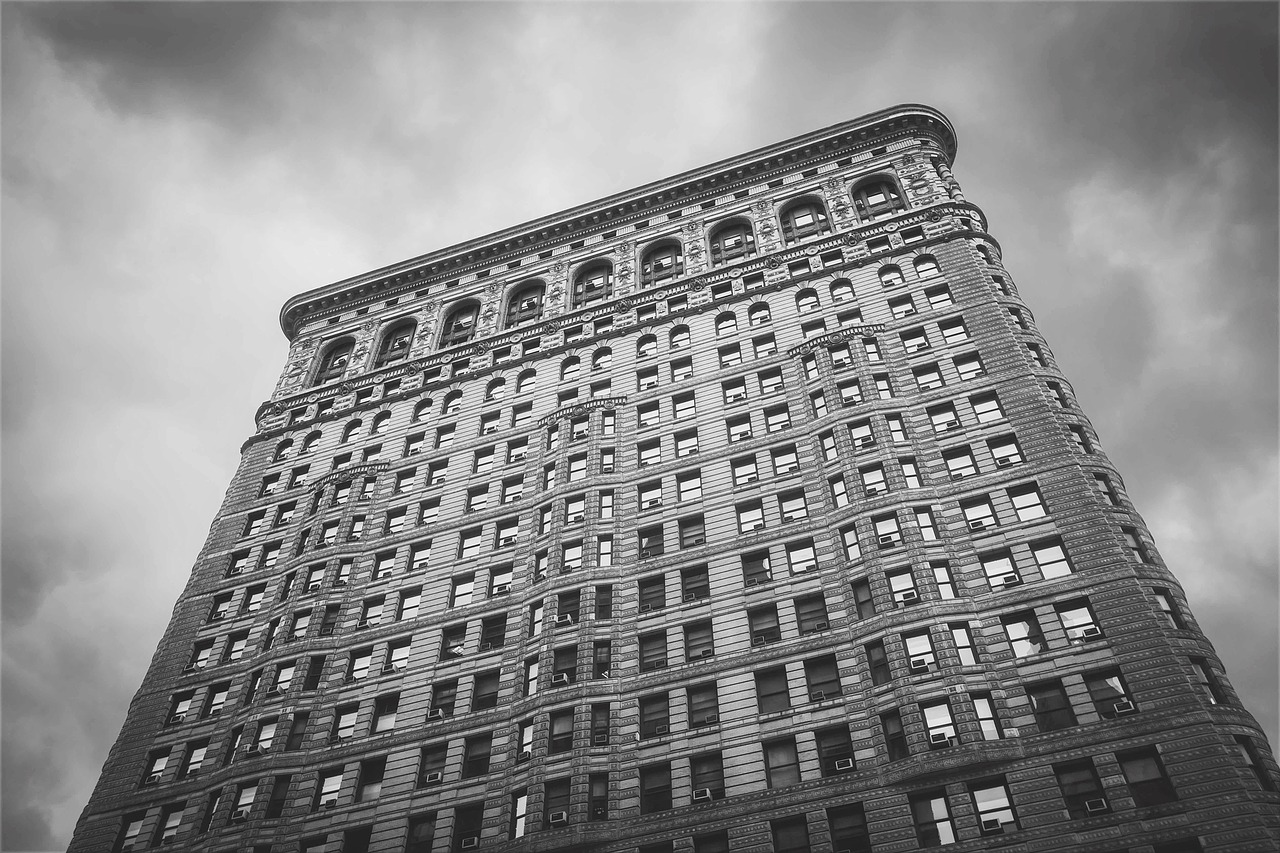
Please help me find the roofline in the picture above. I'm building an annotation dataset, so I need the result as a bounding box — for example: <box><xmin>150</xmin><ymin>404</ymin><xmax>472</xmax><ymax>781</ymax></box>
<box><xmin>278</xmin><ymin>103</ymin><xmax>956</xmax><ymax>339</ymax></box>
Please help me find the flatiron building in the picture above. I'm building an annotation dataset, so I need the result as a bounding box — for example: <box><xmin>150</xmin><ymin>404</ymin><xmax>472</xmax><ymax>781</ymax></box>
<box><xmin>70</xmin><ymin>104</ymin><xmax>1279</xmax><ymax>853</ymax></box>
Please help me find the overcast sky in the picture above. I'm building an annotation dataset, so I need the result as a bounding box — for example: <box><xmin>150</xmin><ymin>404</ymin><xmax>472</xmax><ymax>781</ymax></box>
<box><xmin>2</xmin><ymin>3</ymin><xmax>1276</xmax><ymax>850</ymax></box>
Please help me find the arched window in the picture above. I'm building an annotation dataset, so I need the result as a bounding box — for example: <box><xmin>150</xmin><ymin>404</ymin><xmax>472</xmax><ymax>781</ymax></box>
<box><xmin>314</xmin><ymin>338</ymin><xmax>354</xmax><ymax>386</ymax></box>
<box><xmin>748</xmin><ymin>302</ymin><xmax>772</xmax><ymax>327</ymax></box>
<box><xmin>373</xmin><ymin>319</ymin><xmax>416</xmax><ymax>368</ymax></box>
<box><xmin>669</xmin><ymin>326</ymin><xmax>690</xmax><ymax>350</ymax></box>
<box><xmin>593</xmin><ymin>348</ymin><xmax>613</xmax><ymax>371</ymax></box>
<box><xmin>850</xmin><ymin>178</ymin><xmax>906</xmax><ymax>221</ymax></box>
<box><xmin>273</xmin><ymin>439</ymin><xmax>293</xmax><ymax>462</ymax></box>
<box><xmin>640</xmin><ymin>240</ymin><xmax>684</xmax><ymax>286</ymax></box>
<box><xmin>439</xmin><ymin>301</ymin><xmax>480</xmax><ymax>349</ymax></box>
<box><xmin>709</xmin><ymin>220</ymin><xmax>755</xmax><ymax>264</ymax></box>
<box><xmin>516</xmin><ymin>369</ymin><xmax>537</xmax><ymax>394</ymax></box>
<box><xmin>796</xmin><ymin>289</ymin><xmax>821</xmax><ymax>312</ymax></box>
<box><xmin>879</xmin><ymin>265</ymin><xmax>905</xmax><ymax>288</ymax></box>
<box><xmin>572</xmin><ymin>261</ymin><xmax>613</xmax><ymax>309</ymax></box>
<box><xmin>780</xmin><ymin>198</ymin><xmax>830</xmax><ymax>243</ymax></box>
<box><xmin>341</xmin><ymin>420</ymin><xmax>362</xmax><ymax>443</ymax></box>
<box><xmin>560</xmin><ymin>357</ymin><xmax>581</xmax><ymax>382</ymax></box>
<box><xmin>716</xmin><ymin>312</ymin><xmax>738</xmax><ymax>337</ymax></box>
<box><xmin>830</xmin><ymin>279</ymin><xmax>854</xmax><ymax>303</ymax></box>
<box><xmin>370</xmin><ymin>412</ymin><xmax>391</xmax><ymax>435</ymax></box>
<box><xmin>504</xmin><ymin>281</ymin><xmax>546</xmax><ymax>328</ymax></box>
<box><xmin>413</xmin><ymin>399</ymin><xmax>432</xmax><ymax>422</ymax></box>
<box><xmin>485</xmin><ymin>378</ymin><xmax>506</xmax><ymax>402</ymax></box>
<box><xmin>636</xmin><ymin>335</ymin><xmax>658</xmax><ymax>359</ymax></box>
<box><xmin>442</xmin><ymin>390</ymin><xmax>463</xmax><ymax>415</ymax></box>
<box><xmin>914</xmin><ymin>256</ymin><xmax>940</xmax><ymax>278</ymax></box>
<box><xmin>301</xmin><ymin>431</ymin><xmax>322</xmax><ymax>454</ymax></box>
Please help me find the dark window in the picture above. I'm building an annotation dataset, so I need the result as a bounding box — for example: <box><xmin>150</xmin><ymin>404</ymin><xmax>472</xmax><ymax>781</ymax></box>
<box><xmin>815</xmin><ymin>725</ymin><xmax>855</xmax><ymax>776</ymax></box>
<box><xmin>828</xmin><ymin>802</ymin><xmax>873</xmax><ymax>853</ymax></box>
<box><xmin>770</xmin><ymin>815</ymin><xmax>810</xmax><ymax>853</ymax></box>
<box><xmin>374</xmin><ymin>321</ymin><xmax>416</xmax><ymax>367</ymax></box>
<box><xmin>640</xmin><ymin>692</ymin><xmax>671</xmax><ymax>739</ymax></box>
<box><xmin>910</xmin><ymin>789</ymin><xmax>956</xmax><ymax>847</ymax></box>
<box><xmin>867</xmin><ymin>640</ymin><xmax>891</xmax><ymax>686</ymax></box>
<box><xmin>852</xmin><ymin>179</ymin><xmax>907</xmax><ymax>220</ymax></box>
<box><xmin>1119</xmin><ymin>747</ymin><xmax>1178</xmax><ymax>806</ymax></box>
<box><xmin>882</xmin><ymin>710</ymin><xmax>909</xmax><ymax>761</ymax></box>
<box><xmin>1028</xmin><ymin>681</ymin><xmax>1076</xmax><ymax>731</ymax></box>
<box><xmin>781</xmin><ymin>198</ymin><xmax>830</xmax><ymax>243</ymax></box>
<box><xmin>804</xmin><ymin>654</ymin><xmax>841</xmax><ymax>701</ymax></box>
<box><xmin>505</xmin><ymin>281</ymin><xmax>545</xmax><ymax>328</ymax></box>
<box><xmin>1054</xmin><ymin>760</ymin><xmax>1108</xmax><ymax>818</ymax></box>
<box><xmin>439</xmin><ymin>302</ymin><xmax>479</xmax><ymax>348</ymax></box>
<box><xmin>315</xmin><ymin>339</ymin><xmax>354</xmax><ymax>385</ymax></box>
<box><xmin>764</xmin><ymin>737</ymin><xmax>801</xmax><ymax>787</ymax></box>
<box><xmin>709</xmin><ymin>220</ymin><xmax>756</xmax><ymax>264</ymax></box>
<box><xmin>640</xmin><ymin>763</ymin><xmax>672</xmax><ymax>813</ymax></box>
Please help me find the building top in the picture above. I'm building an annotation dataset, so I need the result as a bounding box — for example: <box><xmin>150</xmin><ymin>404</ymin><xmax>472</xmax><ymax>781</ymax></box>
<box><xmin>278</xmin><ymin>104</ymin><xmax>956</xmax><ymax>339</ymax></box>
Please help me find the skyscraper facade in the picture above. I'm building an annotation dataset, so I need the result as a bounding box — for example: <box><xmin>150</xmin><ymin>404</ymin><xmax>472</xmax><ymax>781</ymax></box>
<box><xmin>70</xmin><ymin>104</ymin><xmax>1278</xmax><ymax>853</ymax></box>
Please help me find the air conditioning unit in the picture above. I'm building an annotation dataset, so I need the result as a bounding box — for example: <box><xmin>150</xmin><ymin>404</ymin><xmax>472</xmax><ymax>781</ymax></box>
<box><xmin>1113</xmin><ymin>699</ymin><xmax>1136</xmax><ymax>716</ymax></box>
<box><xmin>566</xmin><ymin>514</ymin><xmax>583</xmax><ymax>524</ymax></box>
<box><xmin>492</xmin><ymin>583</ymin><xmax>511</xmax><ymax>595</ymax></box>
<box><xmin>593</xmin><ymin>734</ymin><xmax>609</xmax><ymax>746</ymax></box>
<box><xmin>644</xmin><ymin>498</ymin><xmax>662</xmax><ymax>508</ymax></box>
<box><xmin>782</xmin><ymin>513</ymin><xmax>801</xmax><ymax>522</ymax></box>
<box><xmin>726</xmin><ymin>392</ymin><xmax>746</xmax><ymax>403</ymax></box>
<box><xmin>231</xmin><ymin>808</ymin><xmax>250</xmax><ymax>823</ymax></box>
<box><xmin>703</xmin><ymin>714</ymin><xmax>720</xmax><ymax>725</ymax></box>
<box><xmin>498</xmin><ymin>536</ymin><xmax>517</xmax><ymax>547</ymax></box>
<box><xmin>741</xmin><ymin>473</ymin><xmax>759</xmax><ymax>484</ymax></box>
<box><xmin>897</xmin><ymin>590</ymin><xmax>920</xmax><ymax>605</ymax></box>
<box><xmin>549</xmin><ymin>811</ymin><xmax>568</xmax><ymax>824</ymax></box>
<box><xmin>427</xmin><ymin>708</ymin><xmax>446</xmax><ymax>720</ymax></box>
<box><xmin>968</xmin><ymin>519</ymin><xmax>987</xmax><ymax>531</ymax></box>
<box><xmin>321</xmin><ymin>799</ymin><xmax>338</xmax><ymax>810</ymax></box>
<box><xmin>599</xmin><ymin>670</ymin><xmax>613</xmax><ymax>678</ymax></box>
<box><xmin>1085</xmin><ymin>798</ymin><xmax>1109</xmax><ymax>814</ymax></box>
<box><xmin>745</xmin><ymin>521</ymin><xmax>765</xmax><ymax>532</ymax></box>
<box><xmin>168</xmin><ymin>713</ymin><xmax>187</xmax><ymax>725</ymax></box>
<box><xmin>698</xmin><ymin>648</ymin><xmax>714</xmax><ymax>659</ymax></box>
<box><xmin>997</xmin><ymin>573</ymin><xmax>1022</xmax><ymax>588</ymax></box>
<box><xmin>423</xmin><ymin>771</ymin><xmax>443</xmax><ymax>784</ymax></box>
<box><xmin>482</xmin><ymin>425</ymin><xmax>498</xmax><ymax>434</ymax></box>
<box><xmin>981</xmin><ymin>818</ymin><xmax>1003</xmax><ymax>834</ymax></box>
<box><xmin>641</xmin><ymin>550</ymin><xmax>654</xmax><ymax>558</ymax></box>
<box><xmin>856</xmin><ymin>437</ymin><xmax>875</xmax><ymax>448</ymax></box>
<box><xmin>687</xmin><ymin>536</ymin><xmax>706</xmax><ymax>546</ymax></box>
<box><xmin>943</xmin><ymin>421</ymin><xmax>962</xmax><ymax>431</ymax></box>
<box><xmin>556</xmin><ymin>614</ymin><xmax>575</xmax><ymax>625</ymax></box>
<box><xmin>909</xmin><ymin>657</ymin><xmax>931</xmax><ymax>672</ymax></box>
<box><xmin>810</xmin><ymin>690</ymin><xmax>827</xmax><ymax>702</ymax></box>
<box><xmin>751</xmin><ymin>635</ymin><xmax>767</xmax><ymax>646</ymax></box>
<box><xmin>878</xmin><ymin>534</ymin><xmax>899</xmax><ymax>546</ymax></box>
<box><xmin>144</xmin><ymin>772</ymin><xmax>162</xmax><ymax>785</ymax></box>
<box><xmin>834</xmin><ymin>758</ymin><xmax>856</xmax><ymax>771</ymax></box>
<box><xmin>745</xmin><ymin>577</ymin><xmax>762</xmax><ymax>587</ymax></box>
<box><xmin>183</xmin><ymin>663</ymin><xmax>200</xmax><ymax>673</ymax></box>
<box><xmin>929</xmin><ymin>731</ymin><xmax>951</xmax><ymax>745</ymax></box>
<box><xmin>777</xmin><ymin>465</ymin><xmax>798</xmax><ymax>475</ymax></box>
<box><xmin>552</xmin><ymin>673</ymin><xmax>571</xmax><ymax>685</ymax></box>
<box><xmin>654</xmin><ymin>724</ymin><xmax>670</xmax><ymax>735</ymax></box>
<box><xmin>1080</xmin><ymin>625</ymin><xmax>1102</xmax><ymax>639</ymax></box>
<box><xmin>692</xmin><ymin>788</ymin><xmax>713</xmax><ymax>802</ymax></box>
<box><xmin>639</xmin><ymin>604</ymin><xmax>653</xmax><ymax>614</ymax></box>
<box><xmin>683</xmin><ymin>593</ymin><xmax>699</xmax><ymax>603</ymax></box>
<box><xmin>518</xmin><ymin>749</ymin><xmax>533</xmax><ymax>762</ymax></box>
<box><xmin>460</xmin><ymin>837</ymin><xmax>480</xmax><ymax>850</ymax></box>
<box><xmin>572</xmin><ymin>430</ymin><xmax>588</xmax><ymax>439</ymax></box>
<box><xmin>811</xmin><ymin>621</ymin><xmax>829</xmax><ymax>631</ymax></box>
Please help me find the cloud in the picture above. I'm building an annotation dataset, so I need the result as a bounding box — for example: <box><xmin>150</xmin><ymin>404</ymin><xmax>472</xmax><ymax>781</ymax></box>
<box><xmin>2</xmin><ymin>3</ymin><xmax>1276</xmax><ymax>850</ymax></box>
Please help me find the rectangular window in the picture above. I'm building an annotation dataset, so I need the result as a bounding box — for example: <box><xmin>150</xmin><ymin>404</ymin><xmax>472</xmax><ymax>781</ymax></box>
<box><xmin>1009</xmin><ymin>483</ymin><xmax>1046</xmax><ymax>520</ymax></box>
<box><xmin>1153</xmin><ymin>587</ymin><xmax>1186</xmax><ymax>629</ymax></box>
<box><xmin>804</xmin><ymin>654</ymin><xmax>841</xmax><ymax>700</ymax></box>
<box><xmin>1119</xmin><ymin>747</ymin><xmax>1178</xmax><ymax>806</ymax></box>
<box><xmin>1003</xmin><ymin>611</ymin><xmax>1046</xmax><ymax>657</ymax></box>
<box><xmin>749</xmin><ymin>605</ymin><xmax>781</xmax><ymax>645</ymax></box>
<box><xmin>1054</xmin><ymin>759</ymin><xmax>1108</xmax><ymax>819</ymax></box>
<box><xmin>639</xmin><ymin>631</ymin><xmax>667</xmax><ymax>672</ymax></box>
<box><xmin>883</xmin><ymin>710</ymin><xmax>909</xmax><ymax>761</ymax></box>
<box><xmin>982</xmin><ymin>551</ymin><xmax>1021</xmax><ymax>588</ymax></box>
<box><xmin>970</xmin><ymin>778</ymin><xmax>1018</xmax><ymax>834</ymax></box>
<box><xmin>1028</xmin><ymin>680</ymin><xmax>1076</xmax><ymax>731</ymax></box>
<box><xmin>910</xmin><ymin>789</ymin><xmax>956</xmax><ymax>847</ymax></box>
<box><xmin>944</xmin><ymin>447</ymin><xmax>978</xmax><ymax>479</ymax></box>
<box><xmin>951</xmin><ymin>623</ymin><xmax>978</xmax><ymax>665</ymax></box>
<box><xmin>954</xmin><ymin>352</ymin><xmax>985</xmax><ymax>381</ymax></box>
<box><xmin>742</xmin><ymin>549</ymin><xmax>771</xmax><ymax>585</ymax></box>
<box><xmin>1059</xmin><ymin>599</ymin><xmax>1102</xmax><ymax>642</ymax></box>
<box><xmin>1033</xmin><ymin>539</ymin><xmax>1072</xmax><ymax>579</ymax></box>
<box><xmin>873</xmin><ymin>513</ymin><xmax>902</xmax><ymax>548</ymax></box>
<box><xmin>640</xmin><ymin>763</ymin><xmax>672</xmax><ymax>813</ymax></box>
<box><xmin>755</xmin><ymin>666</ymin><xmax>790</xmax><ymax>713</ymax></box>
<box><xmin>764</xmin><ymin>737</ymin><xmax>801</xmax><ymax>788</ymax></box>
<box><xmin>1085</xmin><ymin>668</ymin><xmax>1135</xmax><ymax>719</ymax></box>
<box><xmin>684</xmin><ymin>620</ymin><xmax>714</xmax><ymax>660</ymax></box>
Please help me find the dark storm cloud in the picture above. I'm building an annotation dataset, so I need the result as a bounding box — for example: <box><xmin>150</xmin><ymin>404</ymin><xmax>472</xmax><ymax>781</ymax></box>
<box><xmin>3</xmin><ymin>4</ymin><xmax>1275</xmax><ymax>851</ymax></box>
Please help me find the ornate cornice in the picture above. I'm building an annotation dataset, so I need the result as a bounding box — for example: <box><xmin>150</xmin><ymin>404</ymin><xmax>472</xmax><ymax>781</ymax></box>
<box><xmin>278</xmin><ymin>105</ymin><xmax>958</xmax><ymax>339</ymax></box>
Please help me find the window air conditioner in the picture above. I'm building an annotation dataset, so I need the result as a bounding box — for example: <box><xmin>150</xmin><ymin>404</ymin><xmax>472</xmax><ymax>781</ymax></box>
<box><xmin>741</xmin><ymin>473</ymin><xmax>759</xmax><ymax>484</ymax></box>
<box><xmin>944</xmin><ymin>421</ymin><xmax>962</xmax><ymax>431</ymax></box>
<box><xmin>1081</xmin><ymin>625</ymin><xmax>1102</xmax><ymax>639</ymax></box>
<box><xmin>421</xmin><ymin>771</ymin><xmax>443</xmax><ymax>784</ymax></box>
<box><xmin>809</xmin><ymin>690</ymin><xmax>826</xmax><ymax>702</ymax></box>
<box><xmin>745</xmin><ymin>577</ymin><xmax>762</xmax><ymax>587</ymax></box>
<box><xmin>639</xmin><ymin>604</ymin><xmax>653</xmax><ymax>614</ymax></box>
<box><xmin>968</xmin><ymin>519</ymin><xmax>987</xmax><ymax>531</ymax></box>
<box><xmin>1085</xmin><ymin>798</ymin><xmax>1109</xmax><ymax>814</ymax></box>
<box><xmin>995</xmin><ymin>456</ymin><xmax>1015</xmax><ymax>468</ymax></box>
<box><xmin>556</xmin><ymin>614</ymin><xmax>574</xmax><ymax>625</ymax></box>
<box><xmin>692</xmin><ymin>788</ymin><xmax>713</xmax><ymax>802</ymax></box>
<box><xmin>654</xmin><ymin>724</ymin><xmax>670</xmax><ymax>735</ymax></box>
<box><xmin>997</xmin><ymin>573</ymin><xmax>1022</xmax><ymax>588</ymax></box>
<box><xmin>427</xmin><ymin>708</ymin><xmax>446</xmax><ymax>720</ymax></box>
<box><xmin>644</xmin><ymin>499</ymin><xmax>662</xmax><ymax>508</ymax></box>
<box><xmin>929</xmin><ymin>731</ymin><xmax>952</xmax><ymax>746</ymax></box>
<box><xmin>697</xmin><ymin>648</ymin><xmax>714</xmax><ymax>659</ymax></box>
<box><xmin>683</xmin><ymin>593</ymin><xmax>698</xmax><ymax>603</ymax></box>
<box><xmin>751</xmin><ymin>635</ymin><xmax>768</xmax><ymax>646</ymax></box>
<box><xmin>878</xmin><ymin>534</ymin><xmax>898</xmax><ymax>546</ymax></box>
<box><xmin>321</xmin><ymin>799</ymin><xmax>337</xmax><ymax>810</ymax></box>
<box><xmin>897</xmin><ymin>590</ymin><xmax>920</xmax><ymax>604</ymax></box>
<box><xmin>492</xmin><ymin>583</ymin><xmax>511</xmax><ymax>595</ymax></box>
<box><xmin>1113</xmin><ymin>699</ymin><xmax>1136</xmax><ymax>715</ymax></box>
<box><xmin>498</xmin><ymin>536</ymin><xmax>517</xmax><ymax>547</ymax></box>
<box><xmin>549</xmin><ymin>811</ymin><xmax>568</xmax><ymax>824</ymax></box>
<box><xmin>593</xmin><ymin>734</ymin><xmax>609</xmax><ymax>746</ymax></box>
<box><xmin>812</xmin><ymin>621</ymin><xmax>829</xmax><ymax>631</ymax></box>
<box><xmin>703</xmin><ymin>714</ymin><xmax>720</xmax><ymax>725</ymax></box>
<box><xmin>566</xmin><ymin>514</ymin><xmax>583</xmax><ymax>524</ymax></box>
<box><xmin>909</xmin><ymin>657</ymin><xmax>931</xmax><ymax>672</ymax></box>
<box><xmin>460</xmin><ymin>837</ymin><xmax>480</xmax><ymax>850</ymax></box>
<box><xmin>231</xmin><ymin>808</ymin><xmax>250</xmax><ymax>823</ymax></box>
<box><xmin>169</xmin><ymin>713</ymin><xmax>186</xmax><ymax>724</ymax></box>
<box><xmin>981</xmin><ymin>818</ymin><xmax>1003</xmax><ymax>833</ymax></box>
<box><xmin>641</xmin><ymin>550</ymin><xmax>654</xmax><ymax>558</ymax></box>
<box><xmin>517</xmin><ymin>749</ymin><xmax>533</xmax><ymax>762</ymax></box>
<box><xmin>552</xmin><ymin>673</ymin><xmax>570</xmax><ymax>685</ymax></box>
<box><xmin>746</xmin><ymin>522</ymin><xmax>765</xmax><ymax>532</ymax></box>
<box><xmin>144</xmin><ymin>772</ymin><xmax>162</xmax><ymax>785</ymax></box>
<box><xmin>686</xmin><ymin>536</ymin><xmax>706</xmax><ymax>546</ymax></box>
<box><xmin>856</xmin><ymin>437</ymin><xmax>875</xmax><ymax>448</ymax></box>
